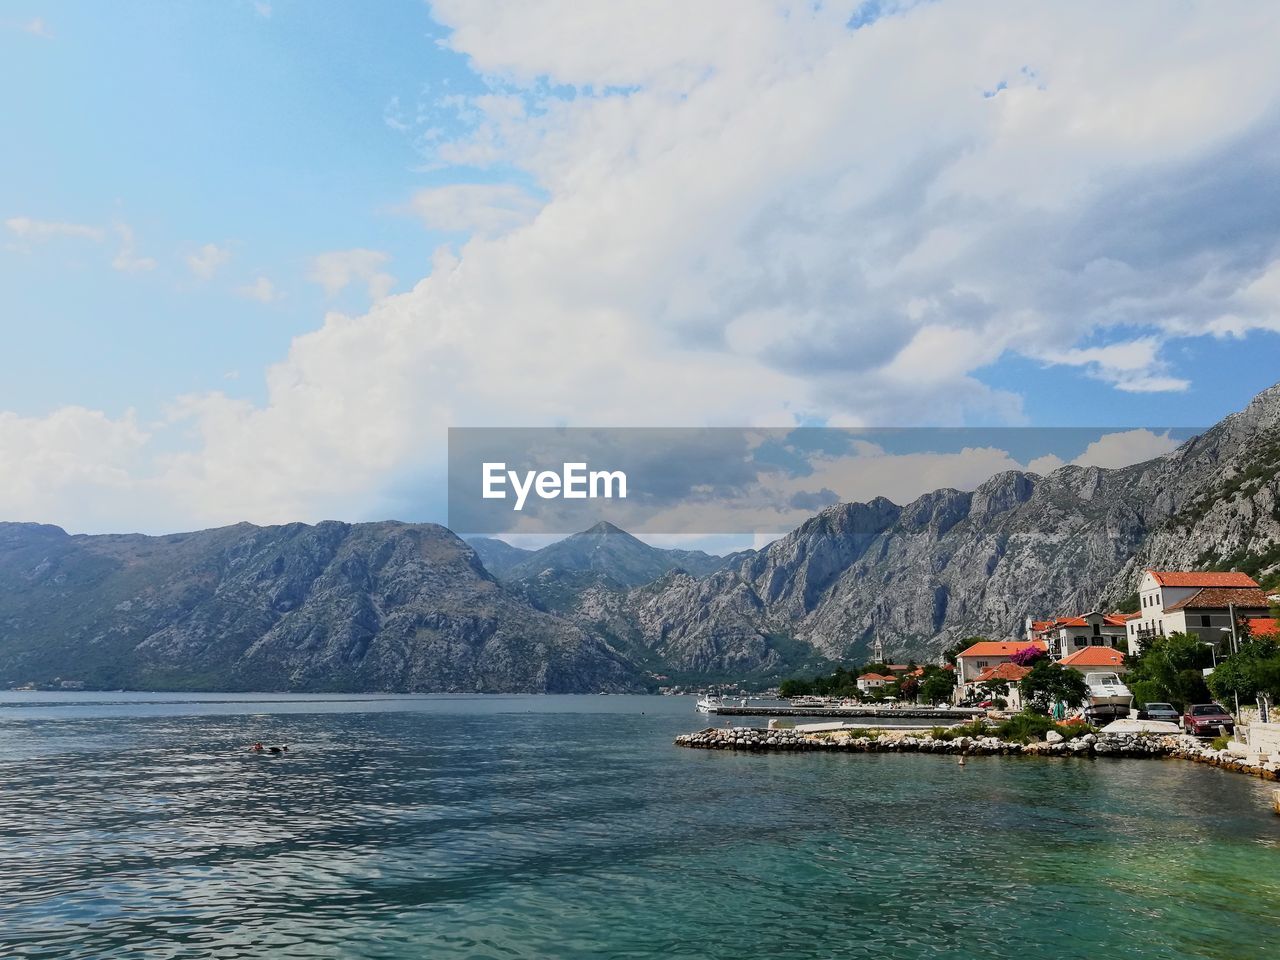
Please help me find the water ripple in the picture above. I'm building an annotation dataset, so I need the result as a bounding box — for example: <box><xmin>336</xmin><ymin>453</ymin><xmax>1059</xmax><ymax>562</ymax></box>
<box><xmin>1</xmin><ymin>696</ymin><xmax>1278</xmax><ymax>959</ymax></box>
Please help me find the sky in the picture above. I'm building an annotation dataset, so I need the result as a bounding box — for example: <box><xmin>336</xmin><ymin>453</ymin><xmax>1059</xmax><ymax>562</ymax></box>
<box><xmin>2</xmin><ymin>0</ymin><xmax>1280</xmax><ymax>539</ymax></box>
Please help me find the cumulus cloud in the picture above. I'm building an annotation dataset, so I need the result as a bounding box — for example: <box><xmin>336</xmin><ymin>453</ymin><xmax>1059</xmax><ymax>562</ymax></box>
<box><xmin>308</xmin><ymin>249</ymin><xmax>395</xmax><ymax>302</ymax></box>
<box><xmin>1070</xmin><ymin>429</ymin><xmax>1182</xmax><ymax>469</ymax></box>
<box><xmin>407</xmin><ymin>184</ymin><xmax>542</xmax><ymax>236</ymax></box>
<box><xmin>186</xmin><ymin>243</ymin><xmax>231</xmax><ymax>280</ymax></box>
<box><xmin>4</xmin><ymin>0</ymin><xmax>1280</xmax><ymax>533</ymax></box>
<box><xmin>235</xmin><ymin>277</ymin><xmax>282</xmax><ymax>303</ymax></box>
<box><xmin>0</xmin><ymin>407</ymin><xmax>159</xmax><ymax>530</ymax></box>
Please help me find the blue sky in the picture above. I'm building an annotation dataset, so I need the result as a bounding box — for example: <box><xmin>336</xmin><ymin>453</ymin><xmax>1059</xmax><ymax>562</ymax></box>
<box><xmin>2</xmin><ymin>1</ymin><xmax>480</xmax><ymax>414</ymax></box>
<box><xmin>2</xmin><ymin>1</ymin><xmax>1280</xmax><ymax>536</ymax></box>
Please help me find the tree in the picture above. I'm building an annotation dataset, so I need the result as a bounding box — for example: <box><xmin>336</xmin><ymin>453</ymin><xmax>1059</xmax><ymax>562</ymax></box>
<box><xmin>778</xmin><ymin>678</ymin><xmax>810</xmax><ymax>698</ymax></box>
<box><xmin>1125</xmin><ymin>632</ymin><xmax>1211</xmax><ymax>709</ymax></box>
<box><xmin>919</xmin><ymin>666</ymin><xmax>956</xmax><ymax>705</ymax></box>
<box><xmin>899</xmin><ymin>676</ymin><xmax>920</xmax><ymax>701</ymax></box>
<box><xmin>1019</xmin><ymin>660</ymin><xmax>1088</xmax><ymax>715</ymax></box>
<box><xmin>1208</xmin><ymin>636</ymin><xmax>1280</xmax><ymax>704</ymax></box>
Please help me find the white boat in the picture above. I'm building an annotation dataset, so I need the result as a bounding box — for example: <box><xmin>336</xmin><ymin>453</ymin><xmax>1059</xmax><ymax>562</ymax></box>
<box><xmin>695</xmin><ymin>695</ymin><xmax>723</xmax><ymax>714</ymax></box>
<box><xmin>1083</xmin><ymin>671</ymin><xmax>1133</xmax><ymax>721</ymax></box>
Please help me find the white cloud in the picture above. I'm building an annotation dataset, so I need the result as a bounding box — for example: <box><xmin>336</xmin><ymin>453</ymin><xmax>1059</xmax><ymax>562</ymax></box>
<box><xmin>235</xmin><ymin>277</ymin><xmax>281</xmax><ymax>303</ymax></box>
<box><xmin>253</xmin><ymin>2</ymin><xmax>272</xmax><ymax>18</ymax></box>
<box><xmin>1036</xmin><ymin>338</ymin><xmax>1189</xmax><ymax>393</ymax></box>
<box><xmin>308</xmin><ymin>249</ymin><xmax>396</xmax><ymax>302</ymax></box>
<box><xmin>4</xmin><ymin>0</ymin><xmax>1280</xmax><ymax>532</ymax></box>
<box><xmin>187</xmin><ymin>243</ymin><xmax>231</xmax><ymax>280</ymax></box>
<box><xmin>407</xmin><ymin>184</ymin><xmax>542</xmax><ymax>236</ymax></box>
<box><xmin>23</xmin><ymin>18</ymin><xmax>53</xmax><ymax>39</ymax></box>
<box><xmin>5</xmin><ymin>216</ymin><xmax>104</xmax><ymax>243</ymax></box>
<box><xmin>6</xmin><ymin>216</ymin><xmax>157</xmax><ymax>274</ymax></box>
<box><xmin>0</xmin><ymin>407</ymin><xmax>155</xmax><ymax>529</ymax></box>
<box><xmin>1070</xmin><ymin>429</ymin><xmax>1182</xmax><ymax>469</ymax></box>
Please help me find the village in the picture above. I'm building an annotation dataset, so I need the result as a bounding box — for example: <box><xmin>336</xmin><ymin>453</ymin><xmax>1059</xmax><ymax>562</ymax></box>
<box><xmin>685</xmin><ymin>567</ymin><xmax>1280</xmax><ymax>781</ymax></box>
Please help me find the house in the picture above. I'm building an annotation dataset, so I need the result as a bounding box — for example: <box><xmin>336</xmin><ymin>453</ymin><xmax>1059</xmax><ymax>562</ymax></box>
<box><xmin>856</xmin><ymin>672</ymin><xmax>893</xmax><ymax>694</ymax></box>
<box><xmin>953</xmin><ymin>640</ymin><xmax>1046</xmax><ymax>703</ymax></box>
<box><xmin>971</xmin><ymin>662</ymin><xmax>1030</xmax><ymax>710</ymax></box>
<box><xmin>1058</xmin><ymin>646</ymin><xmax>1128</xmax><ymax>675</ymax></box>
<box><xmin>1127</xmin><ymin>570</ymin><xmax>1271</xmax><ymax>655</ymax></box>
<box><xmin>1027</xmin><ymin>611</ymin><xmax>1133</xmax><ymax>658</ymax></box>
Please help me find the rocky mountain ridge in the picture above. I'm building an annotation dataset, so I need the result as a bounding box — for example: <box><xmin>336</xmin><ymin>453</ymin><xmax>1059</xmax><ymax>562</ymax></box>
<box><xmin>3</xmin><ymin>383</ymin><xmax>1279</xmax><ymax>691</ymax></box>
<box><xmin>618</xmin><ymin>384</ymin><xmax>1280</xmax><ymax>672</ymax></box>
<box><xmin>0</xmin><ymin>521</ymin><xmax>641</xmax><ymax>692</ymax></box>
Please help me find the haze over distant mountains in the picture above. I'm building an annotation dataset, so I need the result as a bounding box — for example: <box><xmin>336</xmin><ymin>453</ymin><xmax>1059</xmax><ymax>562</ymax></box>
<box><xmin>3</xmin><ymin>383</ymin><xmax>1279</xmax><ymax>693</ymax></box>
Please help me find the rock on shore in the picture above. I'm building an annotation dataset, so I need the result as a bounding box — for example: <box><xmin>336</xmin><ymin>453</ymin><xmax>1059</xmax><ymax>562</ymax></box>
<box><xmin>674</xmin><ymin>727</ymin><xmax>1280</xmax><ymax>781</ymax></box>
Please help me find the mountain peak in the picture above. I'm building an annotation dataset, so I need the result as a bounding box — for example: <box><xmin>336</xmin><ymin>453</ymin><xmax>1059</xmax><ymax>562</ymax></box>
<box><xmin>580</xmin><ymin>520</ymin><xmax>629</xmax><ymax>537</ymax></box>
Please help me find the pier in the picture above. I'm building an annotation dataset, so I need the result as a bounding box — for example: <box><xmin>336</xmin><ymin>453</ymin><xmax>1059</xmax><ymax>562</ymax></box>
<box><xmin>700</xmin><ymin>704</ymin><xmax>983</xmax><ymax>720</ymax></box>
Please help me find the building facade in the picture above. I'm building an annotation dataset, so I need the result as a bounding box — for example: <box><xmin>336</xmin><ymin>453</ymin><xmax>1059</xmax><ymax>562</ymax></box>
<box><xmin>1027</xmin><ymin>611</ymin><xmax>1133</xmax><ymax>659</ymax></box>
<box><xmin>1127</xmin><ymin>570</ymin><xmax>1269</xmax><ymax>655</ymax></box>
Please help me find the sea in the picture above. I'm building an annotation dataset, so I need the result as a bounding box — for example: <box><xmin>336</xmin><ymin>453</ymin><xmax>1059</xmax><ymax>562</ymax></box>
<box><xmin>1</xmin><ymin>691</ymin><xmax>1278</xmax><ymax>959</ymax></box>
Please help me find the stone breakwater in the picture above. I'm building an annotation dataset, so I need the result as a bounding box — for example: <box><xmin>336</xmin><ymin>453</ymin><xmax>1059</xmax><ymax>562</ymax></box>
<box><xmin>674</xmin><ymin>727</ymin><xmax>1280</xmax><ymax>781</ymax></box>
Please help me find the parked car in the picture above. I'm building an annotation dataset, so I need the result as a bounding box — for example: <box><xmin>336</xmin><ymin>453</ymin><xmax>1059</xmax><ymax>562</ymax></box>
<box><xmin>1182</xmin><ymin>703</ymin><xmax>1235</xmax><ymax>737</ymax></box>
<box><xmin>1136</xmin><ymin>702</ymin><xmax>1180</xmax><ymax>723</ymax></box>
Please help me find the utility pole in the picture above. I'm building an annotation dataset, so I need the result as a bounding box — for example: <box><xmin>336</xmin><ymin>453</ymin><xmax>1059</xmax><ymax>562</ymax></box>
<box><xmin>1228</xmin><ymin>602</ymin><xmax>1240</xmax><ymax>719</ymax></box>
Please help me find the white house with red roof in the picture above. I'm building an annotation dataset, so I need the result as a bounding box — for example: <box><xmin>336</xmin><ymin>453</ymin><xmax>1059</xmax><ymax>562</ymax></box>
<box><xmin>856</xmin><ymin>672</ymin><xmax>894</xmax><ymax>694</ymax></box>
<box><xmin>1058</xmin><ymin>646</ymin><xmax>1128</xmax><ymax>675</ymax></box>
<box><xmin>953</xmin><ymin>639</ymin><xmax>1046</xmax><ymax>703</ymax></box>
<box><xmin>1127</xmin><ymin>570</ymin><xmax>1271</xmax><ymax>655</ymax></box>
<box><xmin>1026</xmin><ymin>611</ymin><xmax>1133</xmax><ymax>658</ymax></box>
<box><xmin>970</xmin><ymin>662</ymin><xmax>1031</xmax><ymax>710</ymax></box>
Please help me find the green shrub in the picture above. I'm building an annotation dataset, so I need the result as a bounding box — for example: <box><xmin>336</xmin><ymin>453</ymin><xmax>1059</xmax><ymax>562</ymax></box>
<box><xmin>994</xmin><ymin>712</ymin><xmax>1058</xmax><ymax>743</ymax></box>
<box><xmin>1210</xmin><ymin>734</ymin><xmax>1231</xmax><ymax>751</ymax></box>
<box><xmin>1055</xmin><ymin>719</ymin><xmax>1097</xmax><ymax>740</ymax></box>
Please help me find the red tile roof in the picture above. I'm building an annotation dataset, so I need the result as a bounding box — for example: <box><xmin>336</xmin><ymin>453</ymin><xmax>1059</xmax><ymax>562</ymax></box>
<box><xmin>1059</xmin><ymin>647</ymin><xmax>1126</xmax><ymax>668</ymax></box>
<box><xmin>1247</xmin><ymin>618</ymin><xmax>1279</xmax><ymax>637</ymax></box>
<box><xmin>1163</xmin><ymin>587</ymin><xmax>1271</xmax><ymax>612</ymax></box>
<box><xmin>857</xmin><ymin>673</ymin><xmax>888</xmax><ymax>681</ymax></box>
<box><xmin>974</xmin><ymin>662</ymin><xmax>1031</xmax><ymax>683</ymax></box>
<box><xmin>956</xmin><ymin>640</ymin><xmax>1047</xmax><ymax>659</ymax></box>
<box><xmin>1033</xmin><ymin>612</ymin><xmax>1134</xmax><ymax>631</ymax></box>
<box><xmin>1147</xmin><ymin>570</ymin><xmax>1260</xmax><ymax>588</ymax></box>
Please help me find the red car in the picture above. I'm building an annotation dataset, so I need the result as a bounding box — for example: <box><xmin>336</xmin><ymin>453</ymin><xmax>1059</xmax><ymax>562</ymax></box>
<box><xmin>1182</xmin><ymin>703</ymin><xmax>1235</xmax><ymax>737</ymax></box>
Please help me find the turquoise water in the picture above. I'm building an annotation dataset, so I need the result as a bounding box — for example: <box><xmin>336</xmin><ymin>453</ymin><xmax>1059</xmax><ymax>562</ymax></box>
<box><xmin>1</xmin><ymin>693</ymin><xmax>1278</xmax><ymax>959</ymax></box>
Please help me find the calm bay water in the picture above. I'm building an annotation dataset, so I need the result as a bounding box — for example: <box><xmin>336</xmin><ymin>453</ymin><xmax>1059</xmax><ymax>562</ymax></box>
<box><xmin>1</xmin><ymin>693</ymin><xmax>1278</xmax><ymax>959</ymax></box>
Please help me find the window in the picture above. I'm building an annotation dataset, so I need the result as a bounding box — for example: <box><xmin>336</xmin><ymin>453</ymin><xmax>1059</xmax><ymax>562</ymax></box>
<box><xmin>1201</xmin><ymin>614</ymin><xmax>1211</xmax><ymax>627</ymax></box>
<box><xmin>1092</xmin><ymin>623</ymin><xmax>1100</xmax><ymax>636</ymax></box>
<box><xmin>1073</xmin><ymin>638</ymin><xmax>1085</xmax><ymax>648</ymax></box>
<box><xmin>1091</xmin><ymin>638</ymin><xmax>1104</xmax><ymax>646</ymax></box>
<box><xmin>977</xmin><ymin>660</ymin><xmax>988</xmax><ymax>668</ymax></box>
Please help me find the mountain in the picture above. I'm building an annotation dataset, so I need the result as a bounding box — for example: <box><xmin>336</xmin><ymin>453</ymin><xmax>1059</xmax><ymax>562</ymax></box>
<box><xmin>4</xmin><ymin>383</ymin><xmax>1280</xmax><ymax>692</ymax></box>
<box><xmin>500</xmin><ymin>522</ymin><xmax>736</xmax><ymax>586</ymax></box>
<box><xmin>466</xmin><ymin>536</ymin><xmax>535</xmax><ymax>577</ymax></box>
<box><xmin>0</xmin><ymin>521</ymin><xmax>643</xmax><ymax>693</ymax></box>
<box><xmin>631</xmin><ymin>384</ymin><xmax>1280</xmax><ymax>670</ymax></box>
